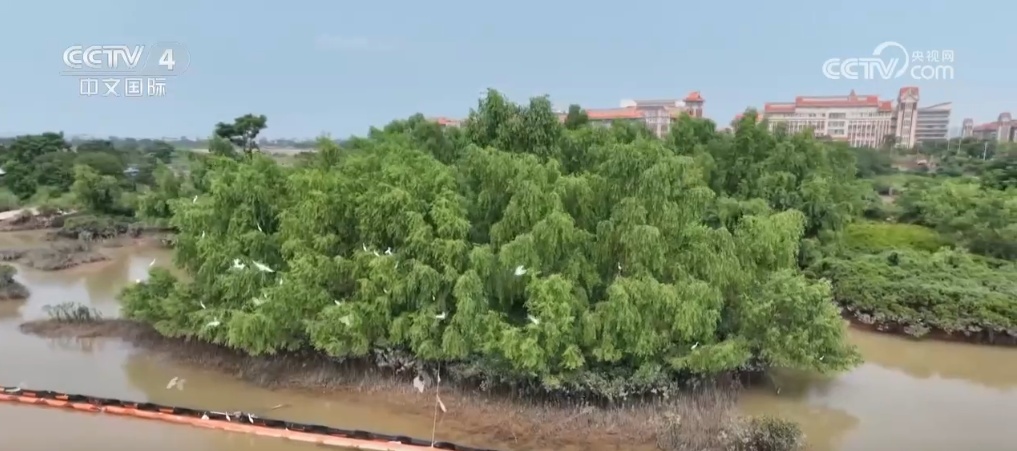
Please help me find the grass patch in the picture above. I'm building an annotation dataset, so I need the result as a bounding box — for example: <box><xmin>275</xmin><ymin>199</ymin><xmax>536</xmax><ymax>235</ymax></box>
<box><xmin>841</xmin><ymin>221</ymin><xmax>950</xmax><ymax>253</ymax></box>
<box><xmin>42</xmin><ymin>302</ymin><xmax>103</xmax><ymax>323</ymax></box>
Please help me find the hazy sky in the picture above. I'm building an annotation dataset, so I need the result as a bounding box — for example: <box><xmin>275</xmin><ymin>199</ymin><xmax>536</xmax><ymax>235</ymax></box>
<box><xmin>2</xmin><ymin>1</ymin><xmax>1014</xmax><ymax>139</ymax></box>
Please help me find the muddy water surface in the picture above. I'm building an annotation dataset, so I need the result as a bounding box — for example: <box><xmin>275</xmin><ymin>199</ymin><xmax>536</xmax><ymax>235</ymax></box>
<box><xmin>0</xmin><ymin>235</ymin><xmax>1015</xmax><ymax>451</ymax></box>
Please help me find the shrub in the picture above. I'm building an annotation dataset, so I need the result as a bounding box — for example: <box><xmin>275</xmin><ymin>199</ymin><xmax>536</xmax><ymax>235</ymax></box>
<box><xmin>841</xmin><ymin>221</ymin><xmax>949</xmax><ymax>253</ymax></box>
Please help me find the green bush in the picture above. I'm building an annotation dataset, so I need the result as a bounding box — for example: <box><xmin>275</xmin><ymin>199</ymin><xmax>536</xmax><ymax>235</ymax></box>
<box><xmin>817</xmin><ymin>248</ymin><xmax>1017</xmax><ymax>335</ymax></box>
<box><xmin>0</xmin><ymin>188</ymin><xmax>19</xmax><ymax>212</ymax></box>
<box><xmin>841</xmin><ymin>221</ymin><xmax>949</xmax><ymax>253</ymax></box>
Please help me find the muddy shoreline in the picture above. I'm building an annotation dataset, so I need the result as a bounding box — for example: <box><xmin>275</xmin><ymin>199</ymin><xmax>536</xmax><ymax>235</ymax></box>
<box><xmin>841</xmin><ymin>308</ymin><xmax>1017</xmax><ymax>347</ymax></box>
<box><xmin>15</xmin><ymin>318</ymin><xmax>791</xmax><ymax>451</ymax></box>
<box><xmin>0</xmin><ymin>224</ymin><xmax>172</xmax><ymax>272</ymax></box>
<box><xmin>19</xmin><ymin>319</ymin><xmax>676</xmax><ymax>450</ymax></box>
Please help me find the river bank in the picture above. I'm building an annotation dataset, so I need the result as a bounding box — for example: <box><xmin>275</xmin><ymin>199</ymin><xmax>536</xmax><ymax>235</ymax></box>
<box><xmin>0</xmin><ymin>209</ymin><xmax>172</xmax><ymax>271</ymax></box>
<box><xmin>18</xmin><ymin>317</ymin><xmax>799</xmax><ymax>451</ymax></box>
<box><xmin>842</xmin><ymin>308</ymin><xmax>1017</xmax><ymax>347</ymax></box>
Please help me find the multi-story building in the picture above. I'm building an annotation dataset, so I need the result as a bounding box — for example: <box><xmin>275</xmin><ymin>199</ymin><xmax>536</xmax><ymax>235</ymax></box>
<box><xmin>762</xmin><ymin>90</ymin><xmax>894</xmax><ymax>148</ymax></box>
<box><xmin>579</xmin><ymin>91</ymin><xmax>705</xmax><ymax>138</ymax></box>
<box><xmin>915</xmin><ymin>102</ymin><xmax>953</xmax><ymax>143</ymax></box>
<box><xmin>430</xmin><ymin>91</ymin><xmax>704</xmax><ymax>139</ymax></box>
<box><xmin>892</xmin><ymin>87</ymin><xmax>919</xmax><ymax>147</ymax></box>
<box><xmin>761</xmin><ymin>87</ymin><xmax>949</xmax><ymax>148</ymax></box>
<box><xmin>961</xmin><ymin>113</ymin><xmax>1016</xmax><ymax>142</ymax></box>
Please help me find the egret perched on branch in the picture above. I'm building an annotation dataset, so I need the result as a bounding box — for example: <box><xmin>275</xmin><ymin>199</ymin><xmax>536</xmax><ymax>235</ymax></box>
<box><xmin>528</xmin><ymin>315</ymin><xmax>540</xmax><ymax>325</ymax></box>
<box><xmin>206</xmin><ymin>318</ymin><xmax>221</xmax><ymax>328</ymax></box>
<box><xmin>192</xmin><ymin>195</ymin><xmax>198</xmax><ymax>203</ymax></box>
<box><xmin>199</xmin><ymin>301</ymin><xmax>207</xmax><ymax>309</ymax></box>
<box><xmin>385</xmin><ymin>247</ymin><xmax>393</xmax><ymax>255</ymax></box>
<box><xmin>514</xmin><ymin>265</ymin><xmax>527</xmax><ymax>276</ymax></box>
<box><xmin>231</xmin><ymin>259</ymin><xmax>246</xmax><ymax>270</ymax></box>
<box><xmin>435</xmin><ymin>312</ymin><xmax>447</xmax><ymax>320</ymax></box>
<box><xmin>252</xmin><ymin>297</ymin><xmax>267</xmax><ymax>306</ymax></box>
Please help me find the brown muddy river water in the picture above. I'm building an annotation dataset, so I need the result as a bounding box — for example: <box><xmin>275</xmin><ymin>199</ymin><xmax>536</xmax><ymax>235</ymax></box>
<box><xmin>0</xmin><ymin>231</ymin><xmax>1015</xmax><ymax>451</ymax></box>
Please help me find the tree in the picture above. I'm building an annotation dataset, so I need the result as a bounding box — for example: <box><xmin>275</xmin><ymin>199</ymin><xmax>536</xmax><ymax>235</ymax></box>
<box><xmin>214</xmin><ymin>114</ymin><xmax>268</xmax><ymax>154</ymax></box>
<box><xmin>121</xmin><ymin>90</ymin><xmax>860</xmax><ymax>401</ymax></box>
<box><xmin>75</xmin><ymin>151</ymin><xmax>126</xmax><ymax>177</ymax></box>
<box><xmin>145</xmin><ymin>140</ymin><xmax>176</xmax><ymax>163</ymax></box>
<box><xmin>71</xmin><ymin>165</ymin><xmax>125</xmax><ymax>215</ymax></box>
<box><xmin>3</xmin><ymin>133</ymin><xmax>71</xmax><ymax>198</ymax></box>
<box><xmin>563</xmin><ymin>104</ymin><xmax>589</xmax><ymax>130</ymax></box>
<box><xmin>76</xmin><ymin>139</ymin><xmax>117</xmax><ymax>154</ymax></box>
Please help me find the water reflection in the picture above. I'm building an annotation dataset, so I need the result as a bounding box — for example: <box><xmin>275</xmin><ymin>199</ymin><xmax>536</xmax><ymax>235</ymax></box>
<box><xmin>740</xmin><ymin>388</ymin><xmax>859</xmax><ymax>451</ymax></box>
<box><xmin>0</xmin><ymin>299</ymin><xmax>25</xmax><ymax>320</ymax></box>
<box><xmin>849</xmin><ymin>328</ymin><xmax>1017</xmax><ymax>390</ymax></box>
<box><xmin>44</xmin><ymin>336</ymin><xmax>107</xmax><ymax>354</ymax></box>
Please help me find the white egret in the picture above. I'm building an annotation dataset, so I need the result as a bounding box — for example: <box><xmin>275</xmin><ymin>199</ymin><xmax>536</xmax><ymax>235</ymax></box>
<box><xmin>199</xmin><ymin>301</ymin><xmax>207</xmax><ymax>309</ymax></box>
<box><xmin>149</xmin><ymin>258</ymin><xmax>156</xmax><ymax>267</ymax></box>
<box><xmin>514</xmin><ymin>265</ymin><xmax>527</xmax><ymax>276</ymax></box>
<box><xmin>192</xmin><ymin>195</ymin><xmax>198</xmax><ymax>203</ymax></box>
<box><xmin>435</xmin><ymin>312</ymin><xmax>447</xmax><ymax>320</ymax></box>
<box><xmin>691</xmin><ymin>342</ymin><xmax>700</xmax><ymax>350</ymax></box>
<box><xmin>339</xmin><ymin>314</ymin><xmax>352</xmax><ymax>326</ymax></box>
<box><xmin>385</xmin><ymin>247</ymin><xmax>392</xmax><ymax>255</ymax></box>
<box><xmin>166</xmin><ymin>377</ymin><xmax>186</xmax><ymax>390</ymax></box>
<box><xmin>412</xmin><ymin>375</ymin><xmax>426</xmax><ymax>393</ymax></box>
<box><xmin>231</xmin><ymin>259</ymin><xmax>246</xmax><ymax>270</ymax></box>
<box><xmin>252</xmin><ymin>297</ymin><xmax>267</xmax><ymax>306</ymax></box>
<box><xmin>206</xmin><ymin>319</ymin><xmax>221</xmax><ymax>328</ymax></box>
<box><xmin>252</xmin><ymin>261</ymin><xmax>273</xmax><ymax>272</ymax></box>
<box><xmin>528</xmin><ymin>314</ymin><xmax>540</xmax><ymax>325</ymax></box>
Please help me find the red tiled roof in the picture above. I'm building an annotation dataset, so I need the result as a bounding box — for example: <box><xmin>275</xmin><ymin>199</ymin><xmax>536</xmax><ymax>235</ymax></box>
<box><xmin>899</xmin><ymin>86</ymin><xmax>920</xmax><ymax>96</ymax></box>
<box><xmin>432</xmin><ymin>117</ymin><xmax>461</xmax><ymax>126</ymax></box>
<box><xmin>684</xmin><ymin>91</ymin><xmax>703</xmax><ymax>102</ymax></box>
<box><xmin>973</xmin><ymin>122</ymin><xmax>998</xmax><ymax>131</ymax></box>
<box><xmin>586</xmin><ymin>107</ymin><xmax>644</xmax><ymax>120</ymax></box>
<box><xmin>763</xmin><ymin>90</ymin><xmax>893</xmax><ymax>113</ymax></box>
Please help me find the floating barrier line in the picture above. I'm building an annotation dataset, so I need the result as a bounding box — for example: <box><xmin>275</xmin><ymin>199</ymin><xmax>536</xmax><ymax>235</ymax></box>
<box><xmin>0</xmin><ymin>385</ymin><xmax>499</xmax><ymax>451</ymax></box>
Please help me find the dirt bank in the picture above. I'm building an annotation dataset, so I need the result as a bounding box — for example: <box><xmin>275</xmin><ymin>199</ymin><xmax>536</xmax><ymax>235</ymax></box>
<box><xmin>0</xmin><ymin>241</ymin><xmax>109</xmax><ymax>271</ymax></box>
<box><xmin>18</xmin><ymin>319</ymin><xmax>759</xmax><ymax>451</ymax></box>
<box><xmin>843</xmin><ymin>308</ymin><xmax>1017</xmax><ymax>347</ymax></box>
<box><xmin>0</xmin><ymin>209</ymin><xmax>64</xmax><ymax>232</ymax></box>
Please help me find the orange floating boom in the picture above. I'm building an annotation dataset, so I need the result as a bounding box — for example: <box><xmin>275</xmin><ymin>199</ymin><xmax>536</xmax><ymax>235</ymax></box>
<box><xmin>0</xmin><ymin>386</ymin><xmax>498</xmax><ymax>451</ymax></box>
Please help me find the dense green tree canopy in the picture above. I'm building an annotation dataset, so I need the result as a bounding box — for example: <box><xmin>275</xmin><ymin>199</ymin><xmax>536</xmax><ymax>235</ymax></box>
<box><xmin>122</xmin><ymin>92</ymin><xmax>863</xmax><ymax>399</ymax></box>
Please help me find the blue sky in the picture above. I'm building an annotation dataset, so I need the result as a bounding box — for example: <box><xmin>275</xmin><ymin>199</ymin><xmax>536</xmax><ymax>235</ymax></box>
<box><xmin>2</xmin><ymin>1</ymin><xmax>1015</xmax><ymax>139</ymax></box>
